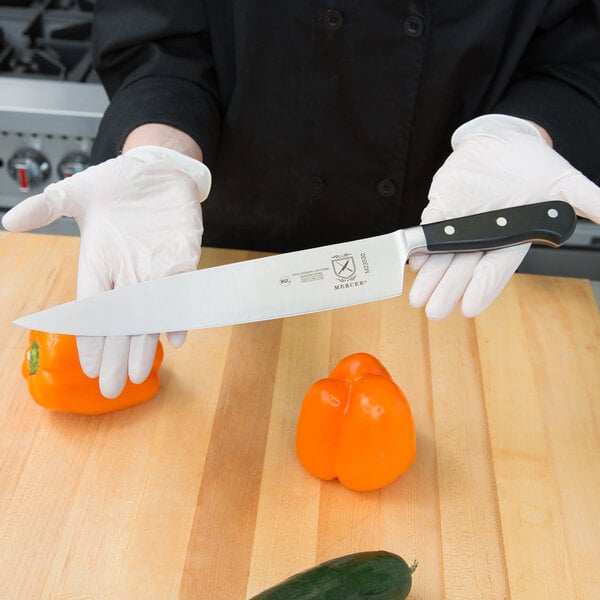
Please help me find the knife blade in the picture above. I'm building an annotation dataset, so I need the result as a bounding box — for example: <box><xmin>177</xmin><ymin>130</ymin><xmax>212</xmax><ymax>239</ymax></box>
<box><xmin>12</xmin><ymin>201</ymin><xmax>576</xmax><ymax>336</ymax></box>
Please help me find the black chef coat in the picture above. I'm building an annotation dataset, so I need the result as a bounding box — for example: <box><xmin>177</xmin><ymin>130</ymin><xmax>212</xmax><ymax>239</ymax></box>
<box><xmin>91</xmin><ymin>0</ymin><xmax>600</xmax><ymax>252</ymax></box>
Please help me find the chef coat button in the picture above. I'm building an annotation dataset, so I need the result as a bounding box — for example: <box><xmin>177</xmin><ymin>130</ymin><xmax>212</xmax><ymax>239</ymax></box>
<box><xmin>320</xmin><ymin>9</ymin><xmax>344</xmax><ymax>31</ymax></box>
<box><xmin>377</xmin><ymin>178</ymin><xmax>397</xmax><ymax>198</ymax></box>
<box><xmin>309</xmin><ymin>176</ymin><xmax>325</xmax><ymax>193</ymax></box>
<box><xmin>403</xmin><ymin>15</ymin><xmax>424</xmax><ymax>38</ymax></box>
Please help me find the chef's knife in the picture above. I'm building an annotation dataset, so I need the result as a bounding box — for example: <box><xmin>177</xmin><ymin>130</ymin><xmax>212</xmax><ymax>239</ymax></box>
<box><xmin>12</xmin><ymin>201</ymin><xmax>576</xmax><ymax>336</ymax></box>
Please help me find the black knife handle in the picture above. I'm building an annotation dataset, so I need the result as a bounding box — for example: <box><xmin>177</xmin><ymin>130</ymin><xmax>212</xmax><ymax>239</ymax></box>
<box><xmin>422</xmin><ymin>201</ymin><xmax>576</xmax><ymax>253</ymax></box>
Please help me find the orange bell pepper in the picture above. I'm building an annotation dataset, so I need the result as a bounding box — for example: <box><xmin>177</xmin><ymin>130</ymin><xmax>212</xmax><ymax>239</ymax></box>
<box><xmin>22</xmin><ymin>330</ymin><xmax>164</xmax><ymax>415</ymax></box>
<box><xmin>296</xmin><ymin>353</ymin><xmax>416</xmax><ymax>492</ymax></box>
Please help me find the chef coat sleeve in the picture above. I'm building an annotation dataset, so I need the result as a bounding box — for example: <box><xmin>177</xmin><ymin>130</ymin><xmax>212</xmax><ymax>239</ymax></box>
<box><xmin>90</xmin><ymin>0</ymin><xmax>221</xmax><ymax>166</ymax></box>
<box><xmin>493</xmin><ymin>0</ymin><xmax>600</xmax><ymax>183</ymax></box>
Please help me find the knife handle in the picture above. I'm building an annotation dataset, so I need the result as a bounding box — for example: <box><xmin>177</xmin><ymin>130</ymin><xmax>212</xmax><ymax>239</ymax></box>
<box><xmin>422</xmin><ymin>201</ymin><xmax>576</xmax><ymax>253</ymax></box>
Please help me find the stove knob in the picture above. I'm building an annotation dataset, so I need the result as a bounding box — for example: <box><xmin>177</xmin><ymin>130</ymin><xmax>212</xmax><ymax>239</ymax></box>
<box><xmin>7</xmin><ymin>148</ymin><xmax>51</xmax><ymax>193</ymax></box>
<box><xmin>58</xmin><ymin>152</ymin><xmax>90</xmax><ymax>178</ymax></box>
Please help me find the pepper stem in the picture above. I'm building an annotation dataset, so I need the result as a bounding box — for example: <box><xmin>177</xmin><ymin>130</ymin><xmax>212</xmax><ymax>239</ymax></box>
<box><xmin>28</xmin><ymin>341</ymin><xmax>40</xmax><ymax>376</ymax></box>
<box><xmin>410</xmin><ymin>560</ymin><xmax>418</xmax><ymax>573</ymax></box>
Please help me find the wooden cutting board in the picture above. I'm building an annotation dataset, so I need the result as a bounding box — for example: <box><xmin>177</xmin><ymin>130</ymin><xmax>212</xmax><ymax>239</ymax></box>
<box><xmin>0</xmin><ymin>231</ymin><xmax>598</xmax><ymax>600</ymax></box>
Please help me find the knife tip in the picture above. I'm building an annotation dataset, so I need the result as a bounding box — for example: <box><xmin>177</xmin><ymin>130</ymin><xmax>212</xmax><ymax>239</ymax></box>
<box><xmin>12</xmin><ymin>313</ymin><xmax>53</xmax><ymax>333</ymax></box>
<box><xmin>12</xmin><ymin>317</ymin><xmax>35</xmax><ymax>331</ymax></box>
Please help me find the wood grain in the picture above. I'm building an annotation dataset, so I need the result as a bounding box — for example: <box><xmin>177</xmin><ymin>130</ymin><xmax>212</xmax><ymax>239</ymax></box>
<box><xmin>0</xmin><ymin>231</ymin><xmax>598</xmax><ymax>599</ymax></box>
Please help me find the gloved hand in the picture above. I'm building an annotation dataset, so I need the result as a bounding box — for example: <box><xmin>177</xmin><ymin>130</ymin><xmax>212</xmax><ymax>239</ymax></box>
<box><xmin>409</xmin><ymin>114</ymin><xmax>600</xmax><ymax>320</ymax></box>
<box><xmin>2</xmin><ymin>145</ymin><xmax>211</xmax><ymax>398</ymax></box>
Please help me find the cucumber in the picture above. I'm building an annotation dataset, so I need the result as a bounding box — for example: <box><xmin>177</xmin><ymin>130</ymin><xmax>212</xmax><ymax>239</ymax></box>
<box><xmin>250</xmin><ymin>551</ymin><xmax>416</xmax><ymax>600</ymax></box>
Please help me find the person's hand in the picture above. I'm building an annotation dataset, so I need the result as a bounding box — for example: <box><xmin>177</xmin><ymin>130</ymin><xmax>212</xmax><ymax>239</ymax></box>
<box><xmin>2</xmin><ymin>145</ymin><xmax>211</xmax><ymax>397</ymax></box>
<box><xmin>409</xmin><ymin>114</ymin><xmax>600</xmax><ymax>320</ymax></box>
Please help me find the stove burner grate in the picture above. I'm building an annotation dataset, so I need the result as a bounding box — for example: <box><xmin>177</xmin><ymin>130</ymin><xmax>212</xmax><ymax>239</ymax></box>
<box><xmin>0</xmin><ymin>0</ymin><xmax>96</xmax><ymax>82</ymax></box>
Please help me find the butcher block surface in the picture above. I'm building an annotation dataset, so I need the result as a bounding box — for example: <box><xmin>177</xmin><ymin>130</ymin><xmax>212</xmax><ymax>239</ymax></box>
<box><xmin>0</xmin><ymin>231</ymin><xmax>599</xmax><ymax>600</ymax></box>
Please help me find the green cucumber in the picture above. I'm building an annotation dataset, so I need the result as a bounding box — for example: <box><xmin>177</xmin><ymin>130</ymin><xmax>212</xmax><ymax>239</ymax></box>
<box><xmin>250</xmin><ymin>551</ymin><xmax>417</xmax><ymax>600</ymax></box>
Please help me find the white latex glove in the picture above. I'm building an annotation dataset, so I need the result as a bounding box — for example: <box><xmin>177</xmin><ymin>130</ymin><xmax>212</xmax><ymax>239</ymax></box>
<box><xmin>2</xmin><ymin>145</ymin><xmax>211</xmax><ymax>398</ymax></box>
<box><xmin>409</xmin><ymin>114</ymin><xmax>600</xmax><ymax>320</ymax></box>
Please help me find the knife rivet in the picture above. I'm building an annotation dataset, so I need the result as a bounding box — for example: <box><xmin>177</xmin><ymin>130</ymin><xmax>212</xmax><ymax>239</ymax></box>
<box><xmin>548</xmin><ymin>208</ymin><xmax>558</xmax><ymax>218</ymax></box>
<box><xmin>444</xmin><ymin>225</ymin><xmax>455</xmax><ymax>235</ymax></box>
<box><xmin>496</xmin><ymin>217</ymin><xmax>508</xmax><ymax>227</ymax></box>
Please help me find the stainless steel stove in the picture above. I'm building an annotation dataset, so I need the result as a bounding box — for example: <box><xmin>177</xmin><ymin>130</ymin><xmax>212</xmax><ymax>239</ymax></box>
<box><xmin>0</xmin><ymin>0</ymin><xmax>107</xmax><ymax>214</ymax></box>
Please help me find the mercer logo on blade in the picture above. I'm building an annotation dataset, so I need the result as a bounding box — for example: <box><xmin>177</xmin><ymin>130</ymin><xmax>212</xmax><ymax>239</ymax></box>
<box><xmin>331</xmin><ymin>253</ymin><xmax>356</xmax><ymax>281</ymax></box>
<box><xmin>331</xmin><ymin>252</ymin><xmax>368</xmax><ymax>291</ymax></box>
